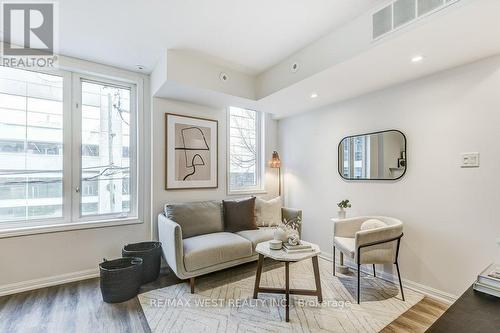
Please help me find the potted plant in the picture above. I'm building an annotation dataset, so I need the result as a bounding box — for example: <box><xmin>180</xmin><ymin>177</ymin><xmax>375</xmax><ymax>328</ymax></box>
<box><xmin>337</xmin><ymin>199</ymin><xmax>351</xmax><ymax>219</ymax></box>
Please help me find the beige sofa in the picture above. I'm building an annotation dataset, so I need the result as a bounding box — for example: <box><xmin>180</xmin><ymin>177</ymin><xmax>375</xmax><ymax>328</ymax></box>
<box><xmin>158</xmin><ymin>200</ymin><xmax>301</xmax><ymax>293</ymax></box>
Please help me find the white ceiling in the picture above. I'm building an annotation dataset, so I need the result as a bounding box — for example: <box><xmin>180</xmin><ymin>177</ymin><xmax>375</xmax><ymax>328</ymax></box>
<box><xmin>58</xmin><ymin>0</ymin><xmax>381</xmax><ymax>73</ymax></box>
<box><xmin>258</xmin><ymin>0</ymin><xmax>500</xmax><ymax>117</ymax></box>
<box><xmin>154</xmin><ymin>0</ymin><xmax>500</xmax><ymax>118</ymax></box>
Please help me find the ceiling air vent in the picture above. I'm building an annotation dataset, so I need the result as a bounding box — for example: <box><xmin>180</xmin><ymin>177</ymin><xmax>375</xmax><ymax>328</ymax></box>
<box><xmin>373</xmin><ymin>5</ymin><xmax>392</xmax><ymax>39</ymax></box>
<box><xmin>394</xmin><ymin>0</ymin><xmax>416</xmax><ymax>28</ymax></box>
<box><xmin>373</xmin><ymin>0</ymin><xmax>460</xmax><ymax>40</ymax></box>
<box><xmin>418</xmin><ymin>0</ymin><xmax>444</xmax><ymax>16</ymax></box>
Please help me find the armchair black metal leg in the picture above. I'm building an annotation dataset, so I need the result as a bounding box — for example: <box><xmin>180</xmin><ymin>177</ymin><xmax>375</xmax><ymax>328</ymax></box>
<box><xmin>357</xmin><ymin>263</ymin><xmax>361</xmax><ymax>304</ymax></box>
<box><xmin>395</xmin><ymin>262</ymin><xmax>405</xmax><ymax>301</ymax></box>
<box><xmin>373</xmin><ymin>264</ymin><xmax>376</xmax><ymax>277</ymax></box>
<box><xmin>333</xmin><ymin>245</ymin><xmax>336</xmax><ymax>276</ymax></box>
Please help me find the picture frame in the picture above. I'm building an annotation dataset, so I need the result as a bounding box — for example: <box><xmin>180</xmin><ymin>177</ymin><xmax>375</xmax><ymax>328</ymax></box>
<box><xmin>165</xmin><ymin>113</ymin><xmax>218</xmax><ymax>190</ymax></box>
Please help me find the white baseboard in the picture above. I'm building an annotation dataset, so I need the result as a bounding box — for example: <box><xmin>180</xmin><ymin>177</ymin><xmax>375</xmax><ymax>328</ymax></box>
<box><xmin>319</xmin><ymin>252</ymin><xmax>458</xmax><ymax>305</ymax></box>
<box><xmin>0</xmin><ymin>268</ymin><xmax>99</xmax><ymax>297</ymax></box>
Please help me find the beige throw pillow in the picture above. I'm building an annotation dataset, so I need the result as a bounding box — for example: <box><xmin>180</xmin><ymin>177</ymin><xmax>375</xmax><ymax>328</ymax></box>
<box><xmin>360</xmin><ymin>219</ymin><xmax>387</xmax><ymax>231</ymax></box>
<box><xmin>255</xmin><ymin>197</ymin><xmax>282</xmax><ymax>227</ymax></box>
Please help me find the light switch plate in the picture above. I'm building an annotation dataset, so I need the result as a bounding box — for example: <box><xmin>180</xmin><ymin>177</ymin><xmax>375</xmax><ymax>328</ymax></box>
<box><xmin>461</xmin><ymin>152</ymin><xmax>480</xmax><ymax>168</ymax></box>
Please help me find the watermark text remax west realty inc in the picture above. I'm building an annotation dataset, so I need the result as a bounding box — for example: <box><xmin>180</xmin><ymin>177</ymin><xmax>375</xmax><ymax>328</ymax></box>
<box><xmin>1</xmin><ymin>1</ymin><xmax>58</xmax><ymax>68</ymax></box>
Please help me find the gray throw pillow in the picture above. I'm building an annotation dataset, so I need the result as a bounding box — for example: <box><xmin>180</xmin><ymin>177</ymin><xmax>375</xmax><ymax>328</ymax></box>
<box><xmin>165</xmin><ymin>201</ymin><xmax>223</xmax><ymax>238</ymax></box>
<box><xmin>223</xmin><ymin>197</ymin><xmax>258</xmax><ymax>232</ymax></box>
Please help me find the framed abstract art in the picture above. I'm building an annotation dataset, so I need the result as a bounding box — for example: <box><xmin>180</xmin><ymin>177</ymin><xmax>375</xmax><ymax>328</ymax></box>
<box><xmin>165</xmin><ymin>113</ymin><xmax>218</xmax><ymax>189</ymax></box>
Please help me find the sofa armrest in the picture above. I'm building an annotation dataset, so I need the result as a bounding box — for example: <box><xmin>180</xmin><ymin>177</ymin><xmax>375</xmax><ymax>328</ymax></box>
<box><xmin>282</xmin><ymin>207</ymin><xmax>302</xmax><ymax>237</ymax></box>
<box><xmin>158</xmin><ymin>213</ymin><xmax>188</xmax><ymax>279</ymax></box>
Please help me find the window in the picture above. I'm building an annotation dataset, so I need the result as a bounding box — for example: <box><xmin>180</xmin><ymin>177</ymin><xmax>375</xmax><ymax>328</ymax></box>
<box><xmin>78</xmin><ymin>80</ymin><xmax>133</xmax><ymax>217</ymax></box>
<box><xmin>342</xmin><ymin>136</ymin><xmax>370</xmax><ymax>179</ymax></box>
<box><xmin>228</xmin><ymin>107</ymin><xmax>264</xmax><ymax>193</ymax></box>
<box><xmin>353</xmin><ymin>136</ymin><xmax>368</xmax><ymax>179</ymax></box>
<box><xmin>0</xmin><ymin>67</ymin><xmax>64</xmax><ymax>222</ymax></box>
<box><xmin>82</xmin><ymin>144</ymin><xmax>99</xmax><ymax>157</ymax></box>
<box><xmin>342</xmin><ymin>140</ymin><xmax>350</xmax><ymax>177</ymax></box>
<box><xmin>0</xmin><ymin>66</ymin><xmax>139</xmax><ymax>230</ymax></box>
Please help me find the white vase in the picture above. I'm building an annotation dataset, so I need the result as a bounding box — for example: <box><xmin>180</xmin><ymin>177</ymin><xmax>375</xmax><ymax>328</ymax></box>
<box><xmin>338</xmin><ymin>209</ymin><xmax>346</xmax><ymax>219</ymax></box>
<box><xmin>274</xmin><ymin>228</ymin><xmax>288</xmax><ymax>242</ymax></box>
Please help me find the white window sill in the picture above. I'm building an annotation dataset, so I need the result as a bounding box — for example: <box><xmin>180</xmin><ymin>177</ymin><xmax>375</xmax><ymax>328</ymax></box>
<box><xmin>227</xmin><ymin>189</ymin><xmax>268</xmax><ymax>196</ymax></box>
<box><xmin>0</xmin><ymin>218</ymin><xmax>143</xmax><ymax>239</ymax></box>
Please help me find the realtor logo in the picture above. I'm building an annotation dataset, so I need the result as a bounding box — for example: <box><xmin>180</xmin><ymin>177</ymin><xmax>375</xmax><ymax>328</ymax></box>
<box><xmin>2</xmin><ymin>2</ymin><xmax>54</xmax><ymax>55</ymax></box>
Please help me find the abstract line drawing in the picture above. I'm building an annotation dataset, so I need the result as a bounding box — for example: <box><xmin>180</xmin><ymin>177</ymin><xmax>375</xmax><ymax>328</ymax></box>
<box><xmin>175</xmin><ymin>127</ymin><xmax>210</xmax><ymax>181</ymax></box>
<box><xmin>166</xmin><ymin>113</ymin><xmax>217</xmax><ymax>190</ymax></box>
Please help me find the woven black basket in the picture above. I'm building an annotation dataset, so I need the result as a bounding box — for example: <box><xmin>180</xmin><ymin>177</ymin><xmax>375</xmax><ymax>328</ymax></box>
<box><xmin>122</xmin><ymin>241</ymin><xmax>162</xmax><ymax>284</ymax></box>
<box><xmin>99</xmin><ymin>257</ymin><xmax>143</xmax><ymax>303</ymax></box>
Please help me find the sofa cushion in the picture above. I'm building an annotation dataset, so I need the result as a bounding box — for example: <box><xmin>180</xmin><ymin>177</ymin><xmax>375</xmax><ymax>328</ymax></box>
<box><xmin>165</xmin><ymin>201</ymin><xmax>223</xmax><ymax>239</ymax></box>
<box><xmin>222</xmin><ymin>197</ymin><xmax>258</xmax><ymax>232</ymax></box>
<box><xmin>236</xmin><ymin>227</ymin><xmax>275</xmax><ymax>251</ymax></box>
<box><xmin>183</xmin><ymin>232</ymin><xmax>253</xmax><ymax>272</ymax></box>
<box><xmin>334</xmin><ymin>236</ymin><xmax>355</xmax><ymax>258</ymax></box>
<box><xmin>255</xmin><ymin>197</ymin><xmax>282</xmax><ymax>227</ymax></box>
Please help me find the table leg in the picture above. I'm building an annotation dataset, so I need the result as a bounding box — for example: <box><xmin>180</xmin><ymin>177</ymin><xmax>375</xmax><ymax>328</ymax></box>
<box><xmin>285</xmin><ymin>261</ymin><xmax>290</xmax><ymax>322</ymax></box>
<box><xmin>253</xmin><ymin>254</ymin><xmax>264</xmax><ymax>299</ymax></box>
<box><xmin>312</xmin><ymin>255</ymin><xmax>323</xmax><ymax>303</ymax></box>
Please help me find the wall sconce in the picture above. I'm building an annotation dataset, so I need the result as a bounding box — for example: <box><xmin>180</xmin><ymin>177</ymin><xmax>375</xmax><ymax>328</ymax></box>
<box><xmin>270</xmin><ymin>151</ymin><xmax>281</xmax><ymax>196</ymax></box>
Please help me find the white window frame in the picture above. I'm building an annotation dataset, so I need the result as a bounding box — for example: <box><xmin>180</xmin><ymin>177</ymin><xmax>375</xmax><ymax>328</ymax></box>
<box><xmin>0</xmin><ymin>65</ymin><xmax>145</xmax><ymax>238</ymax></box>
<box><xmin>226</xmin><ymin>107</ymin><xmax>266</xmax><ymax>195</ymax></box>
<box><xmin>72</xmin><ymin>74</ymin><xmax>138</xmax><ymax>223</ymax></box>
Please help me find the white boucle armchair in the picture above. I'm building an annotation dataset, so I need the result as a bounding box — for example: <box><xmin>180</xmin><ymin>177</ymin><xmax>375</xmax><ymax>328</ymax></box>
<box><xmin>332</xmin><ymin>216</ymin><xmax>404</xmax><ymax>304</ymax></box>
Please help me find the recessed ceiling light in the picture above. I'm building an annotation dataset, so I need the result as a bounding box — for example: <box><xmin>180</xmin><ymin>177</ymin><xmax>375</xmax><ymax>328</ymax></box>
<box><xmin>411</xmin><ymin>55</ymin><xmax>424</xmax><ymax>63</ymax></box>
<box><xmin>310</xmin><ymin>92</ymin><xmax>318</xmax><ymax>99</ymax></box>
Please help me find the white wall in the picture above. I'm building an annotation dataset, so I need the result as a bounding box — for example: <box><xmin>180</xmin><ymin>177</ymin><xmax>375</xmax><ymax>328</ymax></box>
<box><xmin>0</xmin><ymin>56</ymin><xmax>152</xmax><ymax>293</ymax></box>
<box><xmin>151</xmin><ymin>98</ymin><xmax>279</xmax><ymax>239</ymax></box>
<box><xmin>279</xmin><ymin>55</ymin><xmax>500</xmax><ymax>298</ymax></box>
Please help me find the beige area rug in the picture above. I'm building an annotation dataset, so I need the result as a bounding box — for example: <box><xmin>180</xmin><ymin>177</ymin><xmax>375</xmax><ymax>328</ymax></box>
<box><xmin>139</xmin><ymin>258</ymin><xmax>423</xmax><ymax>333</ymax></box>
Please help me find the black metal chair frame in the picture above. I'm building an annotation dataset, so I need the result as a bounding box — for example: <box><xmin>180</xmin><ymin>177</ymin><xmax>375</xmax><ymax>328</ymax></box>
<box><xmin>333</xmin><ymin>233</ymin><xmax>405</xmax><ymax>304</ymax></box>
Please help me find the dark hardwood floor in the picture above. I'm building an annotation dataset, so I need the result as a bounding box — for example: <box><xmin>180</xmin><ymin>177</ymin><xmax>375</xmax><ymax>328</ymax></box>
<box><xmin>1</xmin><ymin>260</ymin><xmax>448</xmax><ymax>333</ymax></box>
<box><xmin>0</xmin><ymin>260</ymin><xmax>283</xmax><ymax>333</ymax></box>
<box><xmin>0</xmin><ymin>267</ymin><xmax>181</xmax><ymax>333</ymax></box>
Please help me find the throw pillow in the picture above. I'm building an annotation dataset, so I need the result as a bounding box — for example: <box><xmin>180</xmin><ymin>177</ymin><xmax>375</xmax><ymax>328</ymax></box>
<box><xmin>165</xmin><ymin>201</ymin><xmax>223</xmax><ymax>238</ymax></box>
<box><xmin>360</xmin><ymin>219</ymin><xmax>387</xmax><ymax>231</ymax></box>
<box><xmin>223</xmin><ymin>197</ymin><xmax>258</xmax><ymax>232</ymax></box>
<box><xmin>255</xmin><ymin>196</ymin><xmax>282</xmax><ymax>227</ymax></box>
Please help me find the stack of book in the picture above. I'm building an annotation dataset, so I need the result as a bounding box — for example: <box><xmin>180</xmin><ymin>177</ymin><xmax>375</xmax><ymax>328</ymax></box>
<box><xmin>473</xmin><ymin>263</ymin><xmax>500</xmax><ymax>297</ymax></box>
<box><xmin>283</xmin><ymin>242</ymin><xmax>313</xmax><ymax>254</ymax></box>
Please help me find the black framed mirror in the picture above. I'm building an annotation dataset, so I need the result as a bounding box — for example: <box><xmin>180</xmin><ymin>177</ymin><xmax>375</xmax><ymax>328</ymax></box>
<box><xmin>338</xmin><ymin>130</ymin><xmax>407</xmax><ymax>181</ymax></box>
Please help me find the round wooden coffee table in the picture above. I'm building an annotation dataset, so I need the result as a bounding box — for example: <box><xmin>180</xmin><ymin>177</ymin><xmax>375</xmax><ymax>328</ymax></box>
<box><xmin>253</xmin><ymin>240</ymin><xmax>323</xmax><ymax>322</ymax></box>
